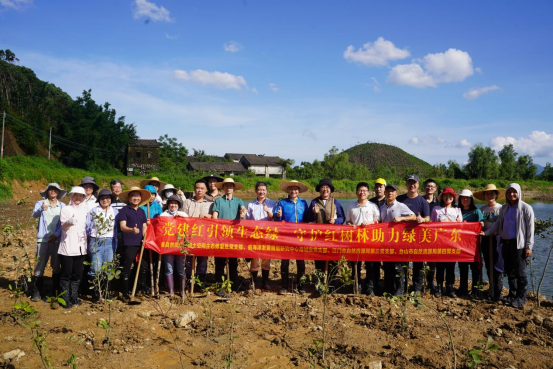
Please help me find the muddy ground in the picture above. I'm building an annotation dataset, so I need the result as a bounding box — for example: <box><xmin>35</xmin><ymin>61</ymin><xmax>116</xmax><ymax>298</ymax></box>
<box><xmin>1</xmin><ymin>197</ymin><xmax>553</xmax><ymax>369</ymax></box>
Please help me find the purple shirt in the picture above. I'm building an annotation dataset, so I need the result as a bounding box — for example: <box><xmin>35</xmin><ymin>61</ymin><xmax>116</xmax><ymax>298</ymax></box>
<box><xmin>501</xmin><ymin>204</ymin><xmax>518</xmax><ymax>240</ymax></box>
<box><xmin>118</xmin><ymin>205</ymin><xmax>147</xmax><ymax>246</ymax></box>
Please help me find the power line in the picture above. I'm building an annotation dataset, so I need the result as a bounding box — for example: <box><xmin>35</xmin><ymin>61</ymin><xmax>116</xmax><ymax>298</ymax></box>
<box><xmin>5</xmin><ymin>113</ymin><xmax>124</xmax><ymax>156</ymax></box>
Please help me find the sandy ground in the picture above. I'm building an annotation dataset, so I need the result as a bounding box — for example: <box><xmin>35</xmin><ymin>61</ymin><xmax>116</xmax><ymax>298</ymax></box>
<box><xmin>1</xmin><ymin>196</ymin><xmax>553</xmax><ymax>369</ymax></box>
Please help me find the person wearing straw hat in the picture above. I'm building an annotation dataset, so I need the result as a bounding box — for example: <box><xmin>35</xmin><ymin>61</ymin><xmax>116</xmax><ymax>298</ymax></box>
<box><xmin>369</xmin><ymin>178</ymin><xmax>387</xmax><ymax>208</ymax></box>
<box><xmin>431</xmin><ymin>187</ymin><xmax>463</xmax><ymax>298</ymax></box>
<box><xmin>203</xmin><ymin>174</ymin><xmax>224</xmax><ymax>201</ymax></box>
<box><xmin>139</xmin><ymin>177</ymin><xmax>166</xmax><ymax>205</ymax></box>
<box><xmin>159</xmin><ymin>184</ymin><xmax>186</xmax><ymax>210</ymax></box>
<box><xmin>212</xmin><ymin>178</ymin><xmax>247</xmax><ymax>294</ymax></box>
<box><xmin>481</xmin><ymin>183</ymin><xmax>534</xmax><ymax>309</ymax></box>
<box><xmin>458</xmin><ymin>189</ymin><xmax>484</xmax><ymax>297</ymax></box>
<box><xmin>474</xmin><ymin>184</ymin><xmax>505</xmax><ymax>301</ymax></box>
<box><xmin>274</xmin><ymin>180</ymin><xmax>309</xmax><ymax>294</ymax></box>
<box><xmin>85</xmin><ymin>189</ymin><xmax>118</xmax><ymax>302</ymax></box>
<box><xmin>31</xmin><ymin>183</ymin><xmax>67</xmax><ymax>302</ymax></box>
<box><xmin>138</xmin><ymin>185</ymin><xmax>163</xmax><ymax>295</ymax></box>
<box><xmin>182</xmin><ymin>179</ymin><xmax>214</xmax><ymax>288</ymax></box>
<box><xmin>58</xmin><ymin>186</ymin><xmax>89</xmax><ymax>309</ymax></box>
<box><xmin>79</xmin><ymin>176</ymin><xmax>100</xmax><ymax>212</ymax></box>
<box><xmin>117</xmin><ymin>186</ymin><xmax>150</xmax><ymax>301</ymax></box>
<box><xmin>346</xmin><ymin>182</ymin><xmax>380</xmax><ymax>296</ymax></box>
<box><xmin>380</xmin><ymin>184</ymin><xmax>416</xmax><ymax>296</ymax></box>
<box><xmin>160</xmin><ymin>195</ymin><xmax>189</xmax><ymax>297</ymax></box>
<box><xmin>246</xmin><ymin>181</ymin><xmax>277</xmax><ymax>291</ymax></box>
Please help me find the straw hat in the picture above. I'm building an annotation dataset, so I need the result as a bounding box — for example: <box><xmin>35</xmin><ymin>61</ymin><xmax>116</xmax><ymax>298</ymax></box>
<box><xmin>40</xmin><ymin>183</ymin><xmax>67</xmax><ymax>200</ymax></box>
<box><xmin>473</xmin><ymin>184</ymin><xmax>506</xmax><ymax>201</ymax></box>
<box><xmin>139</xmin><ymin>176</ymin><xmax>166</xmax><ymax>189</ymax></box>
<box><xmin>279</xmin><ymin>180</ymin><xmax>308</xmax><ymax>193</ymax></box>
<box><xmin>215</xmin><ymin>178</ymin><xmax>243</xmax><ymax>191</ymax></box>
<box><xmin>438</xmin><ymin>187</ymin><xmax>458</xmax><ymax>203</ymax></box>
<box><xmin>118</xmin><ymin>186</ymin><xmax>151</xmax><ymax>206</ymax></box>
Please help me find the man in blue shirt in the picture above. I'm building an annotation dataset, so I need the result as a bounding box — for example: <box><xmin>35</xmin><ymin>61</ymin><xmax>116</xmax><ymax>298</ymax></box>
<box><xmin>274</xmin><ymin>180</ymin><xmax>309</xmax><ymax>294</ymax></box>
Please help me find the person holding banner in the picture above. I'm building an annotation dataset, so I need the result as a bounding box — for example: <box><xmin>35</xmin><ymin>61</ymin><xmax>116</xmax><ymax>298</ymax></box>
<box><xmin>380</xmin><ymin>184</ymin><xmax>416</xmax><ymax>296</ymax></box>
<box><xmin>474</xmin><ymin>184</ymin><xmax>505</xmax><ymax>301</ymax></box>
<box><xmin>458</xmin><ymin>189</ymin><xmax>484</xmax><ymax>297</ymax></box>
<box><xmin>160</xmin><ymin>195</ymin><xmax>189</xmax><ymax>297</ymax></box>
<box><xmin>212</xmin><ymin>178</ymin><xmax>247</xmax><ymax>294</ymax></box>
<box><xmin>481</xmin><ymin>183</ymin><xmax>534</xmax><ymax>309</ymax></box>
<box><xmin>274</xmin><ymin>180</ymin><xmax>310</xmax><ymax>294</ymax></box>
<box><xmin>431</xmin><ymin>187</ymin><xmax>462</xmax><ymax>298</ymax></box>
<box><xmin>117</xmin><ymin>186</ymin><xmax>150</xmax><ymax>301</ymax></box>
<box><xmin>246</xmin><ymin>181</ymin><xmax>277</xmax><ymax>291</ymax></box>
<box><xmin>346</xmin><ymin>182</ymin><xmax>380</xmax><ymax>295</ymax></box>
<box><xmin>182</xmin><ymin>179</ymin><xmax>213</xmax><ymax>288</ymax></box>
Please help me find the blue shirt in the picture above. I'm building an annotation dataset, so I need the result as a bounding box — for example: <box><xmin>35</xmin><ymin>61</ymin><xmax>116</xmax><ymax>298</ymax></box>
<box><xmin>274</xmin><ymin>197</ymin><xmax>308</xmax><ymax>223</ymax></box>
<box><xmin>501</xmin><ymin>204</ymin><xmax>518</xmax><ymax>240</ymax></box>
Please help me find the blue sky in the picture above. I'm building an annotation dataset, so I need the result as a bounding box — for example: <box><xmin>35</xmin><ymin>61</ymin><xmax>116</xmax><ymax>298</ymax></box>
<box><xmin>1</xmin><ymin>0</ymin><xmax>552</xmax><ymax>166</ymax></box>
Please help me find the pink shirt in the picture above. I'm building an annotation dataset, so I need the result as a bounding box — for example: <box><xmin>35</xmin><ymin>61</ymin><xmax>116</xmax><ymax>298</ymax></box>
<box><xmin>58</xmin><ymin>204</ymin><xmax>88</xmax><ymax>256</ymax></box>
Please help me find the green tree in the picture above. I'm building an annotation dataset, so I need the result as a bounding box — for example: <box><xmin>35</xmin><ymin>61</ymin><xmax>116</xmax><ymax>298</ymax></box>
<box><xmin>540</xmin><ymin>162</ymin><xmax>553</xmax><ymax>181</ymax></box>
<box><xmin>0</xmin><ymin>49</ymin><xmax>19</xmax><ymax>64</ymax></box>
<box><xmin>429</xmin><ymin>163</ymin><xmax>448</xmax><ymax>178</ymax></box>
<box><xmin>516</xmin><ymin>155</ymin><xmax>537</xmax><ymax>180</ymax></box>
<box><xmin>465</xmin><ymin>144</ymin><xmax>499</xmax><ymax>179</ymax></box>
<box><xmin>498</xmin><ymin>144</ymin><xmax>518</xmax><ymax>179</ymax></box>
<box><xmin>158</xmin><ymin>134</ymin><xmax>189</xmax><ymax>173</ymax></box>
<box><xmin>446</xmin><ymin>160</ymin><xmax>465</xmax><ymax>179</ymax></box>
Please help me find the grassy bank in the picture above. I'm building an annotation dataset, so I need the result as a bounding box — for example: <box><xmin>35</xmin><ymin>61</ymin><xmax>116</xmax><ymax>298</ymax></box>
<box><xmin>1</xmin><ymin>156</ymin><xmax>553</xmax><ymax>202</ymax></box>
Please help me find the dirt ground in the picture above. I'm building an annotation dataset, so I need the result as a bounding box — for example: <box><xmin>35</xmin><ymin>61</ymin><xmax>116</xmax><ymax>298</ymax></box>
<box><xmin>1</xmin><ymin>198</ymin><xmax>553</xmax><ymax>369</ymax></box>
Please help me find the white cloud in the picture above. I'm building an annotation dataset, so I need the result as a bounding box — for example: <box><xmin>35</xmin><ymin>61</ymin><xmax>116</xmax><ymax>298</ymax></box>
<box><xmin>475</xmin><ymin>67</ymin><xmax>482</xmax><ymax>74</ymax></box>
<box><xmin>173</xmin><ymin>69</ymin><xmax>248</xmax><ymax>90</ymax></box>
<box><xmin>224</xmin><ymin>41</ymin><xmax>243</xmax><ymax>53</ymax></box>
<box><xmin>251</xmin><ymin>87</ymin><xmax>258</xmax><ymax>94</ymax></box>
<box><xmin>133</xmin><ymin>0</ymin><xmax>173</xmax><ymax>22</ymax></box>
<box><xmin>302</xmin><ymin>129</ymin><xmax>317</xmax><ymax>141</ymax></box>
<box><xmin>268</xmin><ymin>83</ymin><xmax>279</xmax><ymax>93</ymax></box>
<box><xmin>491</xmin><ymin>131</ymin><xmax>553</xmax><ymax>157</ymax></box>
<box><xmin>409</xmin><ymin>135</ymin><xmax>470</xmax><ymax>148</ymax></box>
<box><xmin>165</xmin><ymin>33</ymin><xmax>177</xmax><ymax>40</ymax></box>
<box><xmin>387</xmin><ymin>48</ymin><xmax>474</xmax><ymax>88</ymax></box>
<box><xmin>463</xmin><ymin>85</ymin><xmax>500</xmax><ymax>100</ymax></box>
<box><xmin>0</xmin><ymin>0</ymin><xmax>32</xmax><ymax>11</ymax></box>
<box><xmin>343</xmin><ymin>37</ymin><xmax>410</xmax><ymax>67</ymax></box>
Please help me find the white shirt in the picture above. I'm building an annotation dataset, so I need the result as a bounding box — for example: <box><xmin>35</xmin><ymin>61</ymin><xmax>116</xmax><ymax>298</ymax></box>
<box><xmin>346</xmin><ymin>200</ymin><xmax>380</xmax><ymax>225</ymax></box>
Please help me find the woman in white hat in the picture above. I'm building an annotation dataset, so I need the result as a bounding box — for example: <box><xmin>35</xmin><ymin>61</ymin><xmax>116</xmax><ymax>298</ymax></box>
<box><xmin>458</xmin><ymin>189</ymin><xmax>484</xmax><ymax>297</ymax></box>
<box><xmin>159</xmin><ymin>184</ymin><xmax>186</xmax><ymax>210</ymax></box>
<box><xmin>58</xmin><ymin>186</ymin><xmax>89</xmax><ymax>309</ymax></box>
<box><xmin>30</xmin><ymin>183</ymin><xmax>67</xmax><ymax>302</ymax></box>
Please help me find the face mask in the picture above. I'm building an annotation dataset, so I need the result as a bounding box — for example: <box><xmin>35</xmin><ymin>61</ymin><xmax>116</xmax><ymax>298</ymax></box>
<box><xmin>165</xmin><ymin>191</ymin><xmax>174</xmax><ymax>198</ymax></box>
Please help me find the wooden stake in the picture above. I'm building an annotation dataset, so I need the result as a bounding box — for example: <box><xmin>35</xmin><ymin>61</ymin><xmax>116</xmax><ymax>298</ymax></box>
<box><xmin>190</xmin><ymin>256</ymin><xmax>196</xmax><ymax>297</ymax></box>
<box><xmin>488</xmin><ymin>236</ymin><xmax>495</xmax><ymax>301</ymax></box>
<box><xmin>131</xmin><ymin>232</ymin><xmax>147</xmax><ymax>299</ymax></box>
<box><xmin>147</xmin><ymin>202</ymin><xmax>155</xmax><ymax>296</ymax></box>
<box><xmin>354</xmin><ymin>261</ymin><xmax>359</xmax><ymax>295</ymax></box>
<box><xmin>323</xmin><ymin>261</ymin><xmax>329</xmax><ymax>284</ymax></box>
<box><xmin>156</xmin><ymin>252</ymin><xmax>161</xmax><ymax>296</ymax></box>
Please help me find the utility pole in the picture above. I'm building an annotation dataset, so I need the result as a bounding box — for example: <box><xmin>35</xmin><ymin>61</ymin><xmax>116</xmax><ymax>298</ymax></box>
<box><xmin>48</xmin><ymin>127</ymin><xmax>52</xmax><ymax>160</ymax></box>
<box><xmin>1</xmin><ymin>111</ymin><xmax>5</xmax><ymax>159</ymax></box>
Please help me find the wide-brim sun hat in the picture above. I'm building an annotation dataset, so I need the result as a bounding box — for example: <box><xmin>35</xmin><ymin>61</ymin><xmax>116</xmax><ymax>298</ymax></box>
<box><xmin>315</xmin><ymin>178</ymin><xmax>335</xmax><ymax>192</ymax></box>
<box><xmin>438</xmin><ymin>187</ymin><xmax>458</xmax><ymax>203</ymax></box>
<box><xmin>166</xmin><ymin>194</ymin><xmax>183</xmax><ymax>208</ymax></box>
<box><xmin>68</xmin><ymin>186</ymin><xmax>87</xmax><ymax>197</ymax></box>
<box><xmin>79</xmin><ymin>176</ymin><xmax>99</xmax><ymax>192</ymax></box>
<box><xmin>96</xmin><ymin>189</ymin><xmax>117</xmax><ymax>203</ymax></box>
<box><xmin>279</xmin><ymin>180</ymin><xmax>308</xmax><ymax>193</ymax></box>
<box><xmin>139</xmin><ymin>176</ymin><xmax>166</xmax><ymax>189</ymax></box>
<box><xmin>215</xmin><ymin>177</ymin><xmax>244</xmax><ymax>191</ymax></box>
<box><xmin>160</xmin><ymin>184</ymin><xmax>177</xmax><ymax>198</ymax></box>
<box><xmin>40</xmin><ymin>183</ymin><xmax>67</xmax><ymax>200</ymax></box>
<box><xmin>119</xmin><ymin>186</ymin><xmax>151</xmax><ymax>206</ymax></box>
<box><xmin>473</xmin><ymin>184</ymin><xmax>506</xmax><ymax>201</ymax></box>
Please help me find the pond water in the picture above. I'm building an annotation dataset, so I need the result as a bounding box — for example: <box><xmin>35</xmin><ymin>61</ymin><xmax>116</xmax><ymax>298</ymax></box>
<box><xmin>244</xmin><ymin>198</ymin><xmax>553</xmax><ymax>299</ymax></box>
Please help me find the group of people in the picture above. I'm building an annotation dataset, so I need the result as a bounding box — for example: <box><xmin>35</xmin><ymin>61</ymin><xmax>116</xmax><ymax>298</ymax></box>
<box><xmin>30</xmin><ymin>173</ymin><xmax>534</xmax><ymax>309</ymax></box>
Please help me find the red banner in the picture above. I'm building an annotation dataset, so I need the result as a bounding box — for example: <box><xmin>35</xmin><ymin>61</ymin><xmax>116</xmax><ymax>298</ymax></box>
<box><xmin>144</xmin><ymin>218</ymin><xmax>482</xmax><ymax>262</ymax></box>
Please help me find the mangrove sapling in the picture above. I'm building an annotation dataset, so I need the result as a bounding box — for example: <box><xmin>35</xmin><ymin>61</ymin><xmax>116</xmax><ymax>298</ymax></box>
<box><xmin>2</xmin><ymin>223</ymin><xmax>35</xmax><ymax>293</ymax></box>
<box><xmin>45</xmin><ymin>290</ymin><xmax>67</xmax><ymax>309</ymax></box>
<box><xmin>303</xmin><ymin>256</ymin><xmax>353</xmax><ymax>363</ymax></box>
<box><xmin>466</xmin><ymin>336</ymin><xmax>499</xmax><ymax>368</ymax></box>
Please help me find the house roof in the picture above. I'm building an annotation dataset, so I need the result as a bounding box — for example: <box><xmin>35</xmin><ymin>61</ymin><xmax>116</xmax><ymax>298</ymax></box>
<box><xmin>240</xmin><ymin>154</ymin><xmax>282</xmax><ymax>166</ymax></box>
<box><xmin>130</xmin><ymin>139</ymin><xmax>159</xmax><ymax>148</ymax></box>
<box><xmin>187</xmin><ymin>162</ymin><xmax>248</xmax><ymax>172</ymax></box>
<box><xmin>224</xmin><ymin>153</ymin><xmax>250</xmax><ymax>160</ymax></box>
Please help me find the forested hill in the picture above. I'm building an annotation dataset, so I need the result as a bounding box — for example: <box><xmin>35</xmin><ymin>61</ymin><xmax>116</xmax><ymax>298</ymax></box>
<box><xmin>344</xmin><ymin>143</ymin><xmax>433</xmax><ymax>177</ymax></box>
<box><xmin>0</xmin><ymin>54</ymin><xmax>137</xmax><ymax>171</ymax></box>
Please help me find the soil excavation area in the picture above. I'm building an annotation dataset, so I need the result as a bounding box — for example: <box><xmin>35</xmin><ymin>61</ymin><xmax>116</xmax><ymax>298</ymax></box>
<box><xmin>1</xmin><ymin>199</ymin><xmax>553</xmax><ymax>369</ymax></box>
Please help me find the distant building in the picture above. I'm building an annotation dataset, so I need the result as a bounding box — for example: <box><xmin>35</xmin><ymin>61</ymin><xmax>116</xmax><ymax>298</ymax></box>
<box><xmin>186</xmin><ymin>161</ymin><xmax>249</xmax><ymax>176</ymax></box>
<box><xmin>224</xmin><ymin>153</ymin><xmax>248</xmax><ymax>163</ymax></box>
<box><xmin>239</xmin><ymin>154</ymin><xmax>284</xmax><ymax>178</ymax></box>
<box><xmin>126</xmin><ymin>139</ymin><xmax>159</xmax><ymax>176</ymax></box>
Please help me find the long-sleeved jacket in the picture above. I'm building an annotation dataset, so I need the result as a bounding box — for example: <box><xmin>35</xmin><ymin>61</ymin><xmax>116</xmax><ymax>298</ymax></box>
<box><xmin>274</xmin><ymin>197</ymin><xmax>308</xmax><ymax>223</ymax></box>
<box><xmin>33</xmin><ymin>199</ymin><xmax>66</xmax><ymax>240</ymax></box>
<box><xmin>305</xmin><ymin>197</ymin><xmax>345</xmax><ymax>225</ymax></box>
<box><xmin>485</xmin><ymin>183</ymin><xmax>534</xmax><ymax>250</ymax></box>
<box><xmin>58</xmin><ymin>204</ymin><xmax>88</xmax><ymax>256</ymax></box>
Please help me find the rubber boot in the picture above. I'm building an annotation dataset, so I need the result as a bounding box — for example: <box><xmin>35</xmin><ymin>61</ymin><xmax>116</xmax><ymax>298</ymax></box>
<box><xmin>426</xmin><ymin>269</ymin><xmax>436</xmax><ymax>294</ymax></box>
<box><xmin>166</xmin><ymin>274</ymin><xmax>175</xmax><ymax>296</ymax></box>
<box><xmin>181</xmin><ymin>275</ymin><xmax>188</xmax><ymax>298</ymax></box>
<box><xmin>458</xmin><ymin>264</ymin><xmax>469</xmax><ymax>296</ymax></box>
<box><xmin>60</xmin><ymin>279</ymin><xmax>72</xmax><ymax>309</ymax></box>
<box><xmin>279</xmin><ymin>272</ymin><xmax>288</xmax><ymax>294</ymax></box>
<box><xmin>261</xmin><ymin>270</ymin><xmax>270</xmax><ymax>290</ymax></box>
<box><xmin>434</xmin><ymin>284</ymin><xmax>443</xmax><ymax>298</ymax></box>
<box><xmin>250</xmin><ymin>271</ymin><xmax>258</xmax><ymax>292</ymax></box>
<box><xmin>121</xmin><ymin>275</ymin><xmax>131</xmax><ymax>302</ymax></box>
<box><xmin>71</xmin><ymin>280</ymin><xmax>82</xmax><ymax>306</ymax></box>
<box><xmin>493</xmin><ymin>273</ymin><xmax>504</xmax><ymax>302</ymax></box>
<box><xmin>52</xmin><ymin>273</ymin><xmax>62</xmax><ymax>296</ymax></box>
<box><xmin>31</xmin><ymin>276</ymin><xmax>43</xmax><ymax>302</ymax></box>
<box><xmin>92</xmin><ymin>286</ymin><xmax>100</xmax><ymax>303</ymax></box>
<box><xmin>446</xmin><ymin>284</ymin><xmax>457</xmax><ymax>298</ymax></box>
